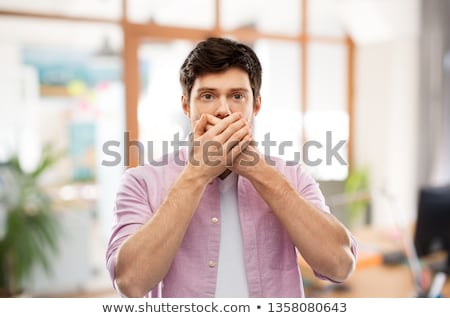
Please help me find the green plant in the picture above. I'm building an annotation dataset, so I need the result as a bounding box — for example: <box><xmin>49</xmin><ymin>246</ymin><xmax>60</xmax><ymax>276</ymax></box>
<box><xmin>0</xmin><ymin>145</ymin><xmax>62</xmax><ymax>296</ymax></box>
<box><xmin>344</xmin><ymin>167</ymin><xmax>370</xmax><ymax>228</ymax></box>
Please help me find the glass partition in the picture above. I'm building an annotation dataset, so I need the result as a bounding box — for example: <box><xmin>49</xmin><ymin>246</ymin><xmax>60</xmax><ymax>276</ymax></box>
<box><xmin>128</xmin><ymin>0</ymin><xmax>215</xmax><ymax>28</ymax></box>
<box><xmin>253</xmin><ymin>40</ymin><xmax>302</xmax><ymax>162</ymax></box>
<box><xmin>137</xmin><ymin>40</ymin><xmax>194</xmax><ymax>161</ymax></box>
<box><xmin>0</xmin><ymin>16</ymin><xmax>124</xmax><ymax>295</ymax></box>
<box><xmin>308</xmin><ymin>0</ymin><xmax>346</xmax><ymax>37</ymax></box>
<box><xmin>0</xmin><ymin>0</ymin><xmax>122</xmax><ymax>20</ymax></box>
<box><xmin>221</xmin><ymin>0</ymin><xmax>302</xmax><ymax>36</ymax></box>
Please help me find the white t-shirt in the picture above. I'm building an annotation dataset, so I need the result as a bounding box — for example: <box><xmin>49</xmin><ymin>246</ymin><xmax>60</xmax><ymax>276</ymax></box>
<box><xmin>215</xmin><ymin>172</ymin><xmax>249</xmax><ymax>297</ymax></box>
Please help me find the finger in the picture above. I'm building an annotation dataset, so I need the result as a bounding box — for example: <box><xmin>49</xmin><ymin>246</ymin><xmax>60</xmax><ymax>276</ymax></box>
<box><xmin>223</xmin><ymin>125</ymin><xmax>251</xmax><ymax>157</ymax></box>
<box><xmin>227</xmin><ymin>135</ymin><xmax>253</xmax><ymax>166</ymax></box>
<box><xmin>193</xmin><ymin>114</ymin><xmax>208</xmax><ymax>137</ymax></box>
<box><xmin>204</xmin><ymin>114</ymin><xmax>222</xmax><ymax>132</ymax></box>
<box><xmin>204</xmin><ymin>114</ymin><xmax>222</xmax><ymax>126</ymax></box>
<box><xmin>205</xmin><ymin>113</ymin><xmax>242</xmax><ymax>135</ymax></box>
<box><xmin>222</xmin><ymin>121</ymin><xmax>251</xmax><ymax>147</ymax></box>
<box><xmin>239</xmin><ymin>139</ymin><xmax>257</xmax><ymax>153</ymax></box>
<box><xmin>207</xmin><ymin>112</ymin><xmax>242</xmax><ymax>136</ymax></box>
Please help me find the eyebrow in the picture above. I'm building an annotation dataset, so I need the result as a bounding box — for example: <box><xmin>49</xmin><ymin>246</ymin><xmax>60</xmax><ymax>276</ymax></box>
<box><xmin>195</xmin><ymin>87</ymin><xmax>250</xmax><ymax>93</ymax></box>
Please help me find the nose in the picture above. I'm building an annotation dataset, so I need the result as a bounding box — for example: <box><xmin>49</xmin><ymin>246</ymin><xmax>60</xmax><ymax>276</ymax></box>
<box><xmin>215</xmin><ymin>97</ymin><xmax>231</xmax><ymax>119</ymax></box>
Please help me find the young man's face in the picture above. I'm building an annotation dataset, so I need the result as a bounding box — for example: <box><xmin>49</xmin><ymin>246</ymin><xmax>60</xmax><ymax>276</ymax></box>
<box><xmin>182</xmin><ymin>67</ymin><xmax>261</xmax><ymax>129</ymax></box>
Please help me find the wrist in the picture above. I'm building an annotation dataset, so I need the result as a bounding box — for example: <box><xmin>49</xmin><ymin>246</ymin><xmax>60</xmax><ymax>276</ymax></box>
<box><xmin>182</xmin><ymin>164</ymin><xmax>213</xmax><ymax>187</ymax></box>
<box><xmin>247</xmin><ymin>159</ymin><xmax>277</xmax><ymax>185</ymax></box>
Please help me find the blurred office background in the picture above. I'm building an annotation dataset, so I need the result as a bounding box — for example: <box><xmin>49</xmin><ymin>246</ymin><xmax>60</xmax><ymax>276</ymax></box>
<box><xmin>0</xmin><ymin>0</ymin><xmax>448</xmax><ymax>297</ymax></box>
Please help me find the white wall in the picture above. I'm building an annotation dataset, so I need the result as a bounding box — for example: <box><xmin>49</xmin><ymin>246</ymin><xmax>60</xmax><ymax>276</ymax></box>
<box><xmin>354</xmin><ymin>39</ymin><xmax>420</xmax><ymax>227</ymax></box>
<box><xmin>348</xmin><ymin>0</ymin><xmax>421</xmax><ymax>227</ymax></box>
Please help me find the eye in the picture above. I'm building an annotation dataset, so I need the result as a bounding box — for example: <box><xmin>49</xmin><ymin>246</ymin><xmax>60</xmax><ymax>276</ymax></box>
<box><xmin>200</xmin><ymin>93</ymin><xmax>214</xmax><ymax>101</ymax></box>
<box><xmin>232</xmin><ymin>93</ymin><xmax>244</xmax><ymax>100</ymax></box>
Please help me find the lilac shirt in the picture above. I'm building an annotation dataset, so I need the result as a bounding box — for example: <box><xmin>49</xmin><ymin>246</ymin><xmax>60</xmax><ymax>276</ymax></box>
<box><xmin>106</xmin><ymin>148</ymin><xmax>356</xmax><ymax>297</ymax></box>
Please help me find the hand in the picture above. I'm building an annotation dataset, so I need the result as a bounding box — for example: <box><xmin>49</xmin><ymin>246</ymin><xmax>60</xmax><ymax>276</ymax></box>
<box><xmin>187</xmin><ymin>112</ymin><xmax>252</xmax><ymax>183</ymax></box>
<box><xmin>229</xmin><ymin>138</ymin><xmax>265</xmax><ymax>179</ymax></box>
<box><xmin>204</xmin><ymin>114</ymin><xmax>264</xmax><ymax>180</ymax></box>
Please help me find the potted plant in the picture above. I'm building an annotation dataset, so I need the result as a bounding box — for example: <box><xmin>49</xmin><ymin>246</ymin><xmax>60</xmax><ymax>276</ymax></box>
<box><xmin>344</xmin><ymin>167</ymin><xmax>371</xmax><ymax>229</ymax></box>
<box><xmin>0</xmin><ymin>145</ymin><xmax>62</xmax><ymax>297</ymax></box>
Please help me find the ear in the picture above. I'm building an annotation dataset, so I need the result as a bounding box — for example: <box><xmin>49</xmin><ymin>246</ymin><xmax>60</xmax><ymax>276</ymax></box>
<box><xmin>181</xmin><ymin>95</ymin><xmax>190</xmax><ymax>117</ymax></box>
<box><xmin>253</xmin><ymin>96</ymin><xmax>261</xmax><ymax>117</ymax></box>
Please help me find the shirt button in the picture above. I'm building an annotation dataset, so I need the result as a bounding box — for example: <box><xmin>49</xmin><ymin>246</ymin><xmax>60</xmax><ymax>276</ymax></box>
<box><xmin>208</xmin><ymin>260</ymin><xmax>216</xmax><ymax>268</ymax></box>
<box><xmin>211</xmin><ymin>217</ymin><xmax>219</xmax><ymax>224</ymax></box>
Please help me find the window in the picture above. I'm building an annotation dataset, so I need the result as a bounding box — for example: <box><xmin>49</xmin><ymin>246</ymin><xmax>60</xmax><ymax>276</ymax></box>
<box><xmin>121</xmin><ymin>0</ymin><xmax>353</xmax><ymax>180</ymax></box>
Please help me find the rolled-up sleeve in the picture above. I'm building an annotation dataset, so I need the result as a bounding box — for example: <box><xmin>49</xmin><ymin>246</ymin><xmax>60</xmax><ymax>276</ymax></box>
<box><xmin>105</xmin><ymin>168</ymin><xmax>153</xmax><ymax>288</ymax></box>
<box><xmin>294</xmin><ymin>163</ymin><xmax>358</xmax><ymax>282</ymax></box>
<box><xmin>295</xmin><ymin>164</ymin><xmax>330</xmax><ymax>213</ymax></box>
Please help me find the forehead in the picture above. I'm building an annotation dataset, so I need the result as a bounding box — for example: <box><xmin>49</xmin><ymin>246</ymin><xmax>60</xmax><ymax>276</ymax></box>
<box><xmin>192</xmin><ymin>67</ymin><xmax>251</xmax><ymax>92</ymax></box>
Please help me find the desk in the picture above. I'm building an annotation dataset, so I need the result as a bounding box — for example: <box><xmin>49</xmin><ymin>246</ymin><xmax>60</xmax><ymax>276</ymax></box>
<box><xmin>302</xmin><ymin>226</ymin><xmax>450</xmax><ymax>298</ymax></box>
<box><xmin>306</xmin><ymin>262</ymin><xmax>450</xmax><ymax>298</ymax></box>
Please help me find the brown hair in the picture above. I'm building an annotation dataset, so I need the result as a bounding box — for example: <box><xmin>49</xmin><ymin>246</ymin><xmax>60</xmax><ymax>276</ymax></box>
<box><xmin>180</xmin><ymin>37</ymin><xmax>262</xmax><ymax>104</ymax></box>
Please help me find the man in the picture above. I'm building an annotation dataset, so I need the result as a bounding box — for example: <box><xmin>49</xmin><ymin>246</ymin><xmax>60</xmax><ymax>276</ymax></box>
<box><xmin>106</xmin><ymin>37</ymin><xmax>357</xmax><ymax>298</ymax></box>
